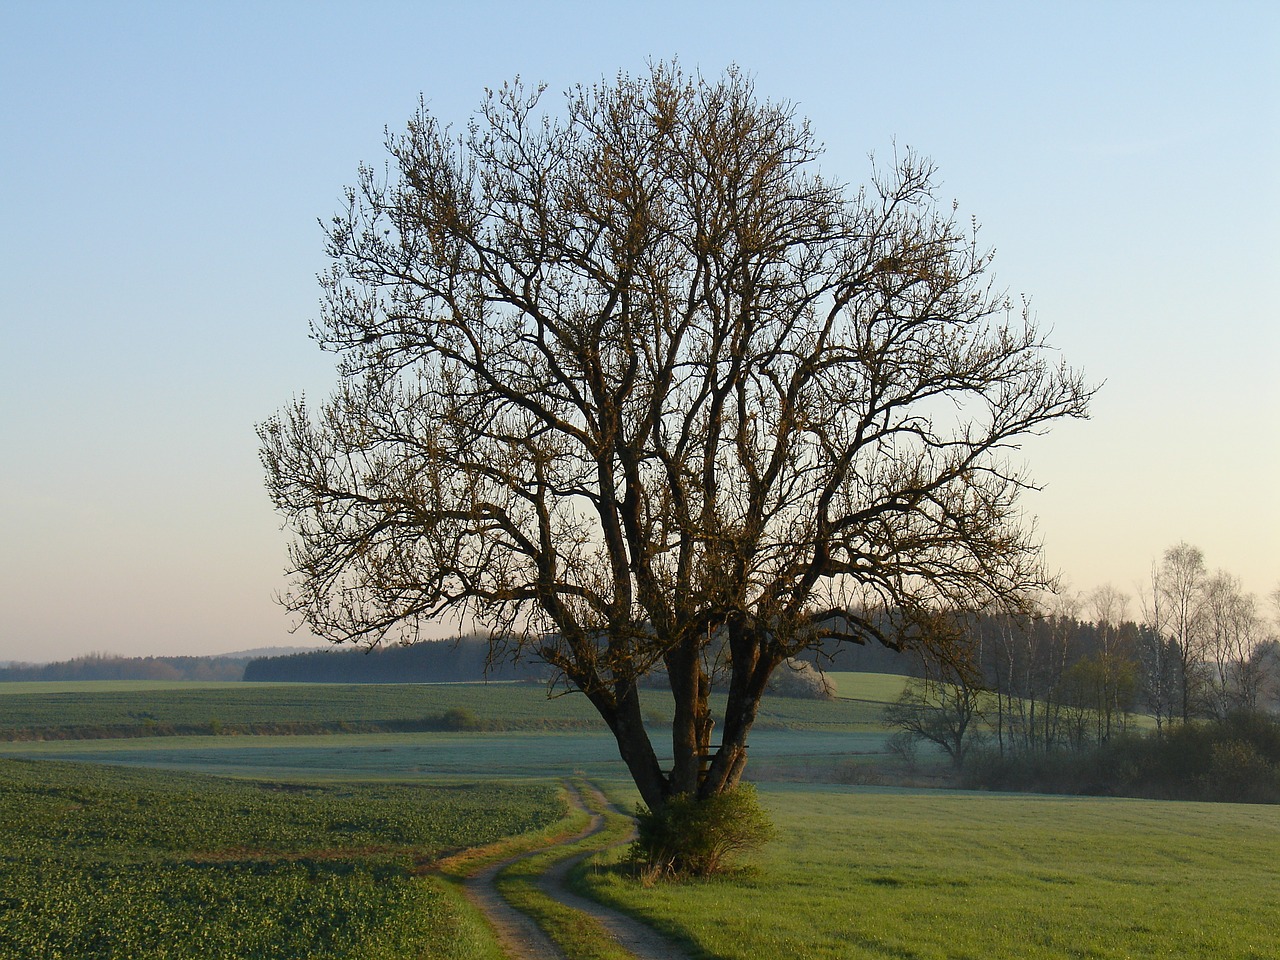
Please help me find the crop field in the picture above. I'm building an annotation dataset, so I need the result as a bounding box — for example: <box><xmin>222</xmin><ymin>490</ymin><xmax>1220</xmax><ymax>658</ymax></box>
<box><xmin>581</xmin><ymin>781</ymin><xmax>1280</xmax><ymax>960</ymax></box>
<box><xmin>0</xmin><ymin>675</ymin><xmax>895</xmax><ymax>741</ymax></box>
<box><xmin>0</xmin><ymin>727</ymin><xmax>897</xmax><ymax>785</ymax></box>
<box><xmin>0</xmin><ymin>681</ymin><xmax>603</xmax><ymax>738</ymax></box>
<box><xmin>0</xmin><ymin>757</ymin><xmax>562</xmax><ymax>959</ymax></box>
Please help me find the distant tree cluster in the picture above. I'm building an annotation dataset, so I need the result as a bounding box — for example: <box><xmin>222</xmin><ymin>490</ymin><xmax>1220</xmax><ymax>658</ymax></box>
<box><xmin>886</xmin><ymin>542</ymin><xmax>1280</xmax><ymax>800</ymax></box>
<box><xmin>1140</xmin><ymin>543</ymin><xmax>1277</xmax><ymax>729</ymax></box>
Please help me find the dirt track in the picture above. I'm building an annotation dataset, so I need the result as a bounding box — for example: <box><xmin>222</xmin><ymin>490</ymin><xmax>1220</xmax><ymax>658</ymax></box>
<box><xmin>461</xmin><ymin>782</ymin><xmax>690</xmax><ymax>960</ymax></box>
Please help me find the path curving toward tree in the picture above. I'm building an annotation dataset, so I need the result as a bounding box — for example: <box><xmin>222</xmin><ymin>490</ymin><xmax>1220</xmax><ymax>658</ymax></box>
<box><xmin>459</xmin><ymin>781</ymin><xmax>691</xmax><ymax>960</ymax></box>
<box><xmin>463</xmin><ymin>849</ymin><xmax>565</xmax><ymax>960</ymax></box>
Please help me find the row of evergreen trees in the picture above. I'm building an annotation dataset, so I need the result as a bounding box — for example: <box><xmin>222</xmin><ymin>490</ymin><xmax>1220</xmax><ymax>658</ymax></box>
<box><xmin>0</xmin><ymin>653</ymin><xmax>246</xmax><ymax>682</ymax></box>
<box><xmin>242</xmin><ymin>636</ymin><xmax>547</xmax><ymax>683</ymax></box>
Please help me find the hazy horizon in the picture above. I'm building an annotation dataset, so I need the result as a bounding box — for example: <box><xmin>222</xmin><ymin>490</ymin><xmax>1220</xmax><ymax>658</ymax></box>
<box><xmin>3</xmin><ymin>2</ymin><xmax>1276</xmax><ymax>662</ymax></box>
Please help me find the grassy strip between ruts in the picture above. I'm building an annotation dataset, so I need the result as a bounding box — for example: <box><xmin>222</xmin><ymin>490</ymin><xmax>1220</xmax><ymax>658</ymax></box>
<box><xmin>487</xmin><ymin>781</ymin><xmax>640</xmax><ymax>960</ymax></box>
<box><xmin>436</xmin><ymin>780</ymin><xmax>593</xmax><ymax>879</ymax></box>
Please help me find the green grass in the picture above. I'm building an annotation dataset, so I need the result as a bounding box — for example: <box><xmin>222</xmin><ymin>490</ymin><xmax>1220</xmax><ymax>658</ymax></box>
<box><xmin>580</xmin><ymin>781</ymin><xmax>1280</xmax><ymax>960</ymax></box>
<box><xmin>5</xmin><ymin>677</ymin><xmax>1276</xmax><ymax>959</ymax></box>
<box><xmin>0</xmin><ymin>681</ymin><xmax>607</xmax><ymax>738</ymax></box>
<box><xmin>0</xmin><ymin>677</ymin><xmax>904</xmax><ymax>790</ymax></box>
<box><xmin>0</xmin><ymin>678</ymin><xmax>897</xmax><ymax>741</ymax></box>
<box><xmin>0</xmin><ymin>727</ymin><xmax>899</xmax><ymax>786</ymax></box>
<box><xmin>0</xmin><ymin>680</ymin><xmax>261</xmax><ymax>695</ymax></box>
<box><xmin>824</xmin><ymin>671</ymin><xmax>910</xmax><ymax>704</ymax></box>
<box><xmin>0</xmin><ymin>758</ymin><xmax>562</xmax><ymax>960</ymax></box>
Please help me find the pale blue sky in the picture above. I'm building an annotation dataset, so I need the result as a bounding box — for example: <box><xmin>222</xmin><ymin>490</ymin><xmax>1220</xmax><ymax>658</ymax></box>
<box><xmin>2</xmin><ymin>2</ymin><xmax>1276</xmax><ymax>661</ymax></box>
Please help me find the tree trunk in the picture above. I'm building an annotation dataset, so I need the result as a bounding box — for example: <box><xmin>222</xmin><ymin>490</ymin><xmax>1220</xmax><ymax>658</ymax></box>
<box><xmin>584</xmin><ymin>678</ymin><xmax>667</xmax><ymax>812</ymax></box>
<box><xmin>665</xmin><ymin>635</ymin><xmax>713</xmax><ymax>798</ymax></box>
<box><xmin>701</xmin><ymin>622</ymin><xmax>774</xmax><ymax>798</ymax></box>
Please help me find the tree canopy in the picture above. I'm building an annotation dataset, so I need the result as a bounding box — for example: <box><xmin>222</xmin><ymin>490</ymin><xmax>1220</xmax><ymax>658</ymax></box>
<box><xmin>259</xmin><ymin>63</ymin><xmax>1092</xmax><ymax>812</ymax></box>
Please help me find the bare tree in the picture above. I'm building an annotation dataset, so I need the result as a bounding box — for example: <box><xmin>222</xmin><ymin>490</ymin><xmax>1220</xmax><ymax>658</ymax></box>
<box><xmin>984</xmin><ymin>596</ymin><xmax>1077</xmax><ymax>754</ymax></box>
<box><xmin>1139</xmin><ymin>571</ymin><xmax>1177</xmax><ymax>732</ymax></box>
<box><xmin>1037</xmin><ymin>591</ymin><xmax>1083</xmax><ymax>750</ymax></box>
<box><xmin>1204</xmin><ymin>573</ymin><xmax>1267</xmax><ymax>715</ymax></box>
<box><xmin>1086</xmin><ymin>584</ymin><xmax>1137</xmax><ymax>740</ymax></box>
<box><xmin>1142</xmin><ymin>543</ymin><xmax>1209</xmax><ymax>724</ymax></box>
<box><xmin>1254</xmin><ymin>641</ymin><xmax>1280</xmax><ymax>711</ymax></box>
<box><xmin>884</xmin><ymin>615</ymin><xmax>987</xmax><ymax>768</ymax></box>
<box><xmin>259</xmin><ymin>65</ymin><xmax>1092</xmax><ymax>818</ymax></box>
<box><xmin>1265</xmin><ymin>586</ymin><xmax>1280</xmax><ymax>709</ymax></box>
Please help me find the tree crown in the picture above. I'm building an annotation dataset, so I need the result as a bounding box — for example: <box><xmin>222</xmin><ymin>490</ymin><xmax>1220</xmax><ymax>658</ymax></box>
<box><xmin>260</xmin><ymin>62</ymin><xmax>1091</xmax><ymax>745</ymax></box>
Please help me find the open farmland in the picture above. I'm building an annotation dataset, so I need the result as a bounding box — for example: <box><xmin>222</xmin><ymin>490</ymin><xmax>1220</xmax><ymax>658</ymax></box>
<box><xmin>0</xmin><ymin>727</ymin><xmax>899</xmax><ymax>786</ymax></box>
<box><xmin>0</xmin><ymin>675</ymin><xmax>896</xmax><ymax>740</ymax></box>
<box><xmin>5</xmin><ymin>675</ymin><xmax>1276</xmax><ymax>958</ymax></box>
<box><xmin>0</xmin><ymin>757</ymin><xmax>562</xmax><ymax>960</ymax></box>
<box><xmin>0</xmin><ymin>676</ymin><xmax>905</xmax><ymax>785</ymax></box>
<box><xmin>0</xmin><ymin>681</ymin><xmax>605</xmax><ymax>739</ymax></box>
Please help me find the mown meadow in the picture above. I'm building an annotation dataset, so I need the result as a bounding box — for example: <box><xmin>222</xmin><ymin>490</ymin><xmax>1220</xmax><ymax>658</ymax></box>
<box><xmin>581</xmin><ymin>782</ymin><xmax>1280</xmax><ymax>960</ymax></box>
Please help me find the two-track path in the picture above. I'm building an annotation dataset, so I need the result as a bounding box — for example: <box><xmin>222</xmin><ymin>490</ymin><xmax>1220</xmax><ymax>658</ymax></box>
<box><xmin>460</xmin><ymin>782</ymin><xmax>690</xmax><ymax>960</ymax></box>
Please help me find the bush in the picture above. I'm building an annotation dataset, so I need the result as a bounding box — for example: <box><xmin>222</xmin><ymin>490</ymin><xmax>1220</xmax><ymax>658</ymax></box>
<box><xmin>1207</xmin><ymin>739</ymin><xmax>1276</xmax><ymax>803</ymax></box>
<box><xmin>887</xmin><ymin>730</ymin><xmax>919</xmax><ymax>767</ymax></box>
<box><xmin>630</xmin><ymin>784</ymin><xmax>776</xmax><ymax>880</ymax></box>
<box><xmin>438</xmin><ymin>707</ymin><xmax>483</xmax><ymax>731</ymax></box>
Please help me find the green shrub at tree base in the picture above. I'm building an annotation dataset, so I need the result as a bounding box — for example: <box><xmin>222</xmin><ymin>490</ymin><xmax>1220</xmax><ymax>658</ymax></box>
<box><xmin>630</xmin><ymin>784</ymin><xmax>776</xmax><ymax>879</ymax></box>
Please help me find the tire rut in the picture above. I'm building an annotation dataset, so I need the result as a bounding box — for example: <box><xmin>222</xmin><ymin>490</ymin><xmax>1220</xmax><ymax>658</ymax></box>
<box><xmin>461</xmin><ymin>781</ymin><xmax>691</xmax><ymax>960</ymax></box>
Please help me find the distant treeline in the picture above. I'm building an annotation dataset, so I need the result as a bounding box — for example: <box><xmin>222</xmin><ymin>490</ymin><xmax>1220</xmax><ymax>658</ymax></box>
<box><xmin>3</xmin><ymin>616</ymin><xmax>1149</xmax><ymax>688</ymax></box>
<box><xmin>0</xmin><ymin>654</ymin><xmax>248</xmax><ymax>683</ymax></box>
<box><xmin>243</xmin><ymin>637</ymin><xmax>548</xmax><ymax>683</ymax></box>
<box><xmin>244</xmin><ymin>630</ymin><xmax>924</xmax><ymax>685</ymax></box>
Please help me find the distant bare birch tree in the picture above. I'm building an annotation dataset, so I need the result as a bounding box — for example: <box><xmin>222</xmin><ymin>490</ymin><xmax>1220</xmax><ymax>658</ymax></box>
<box><xmin>1204</xmin><ymin>572</ymin><xmax>1266</xmax><ymax>715</ymax></box>
<box><xmin>1143</xmin><ymin>543</ymin><xmax>1209</xmax><ymax>724</ymax></box>
<box><xmin>1085</xmin><ymin>584</ymin><xmax>1138</xmax><ymax>740</ymax></box>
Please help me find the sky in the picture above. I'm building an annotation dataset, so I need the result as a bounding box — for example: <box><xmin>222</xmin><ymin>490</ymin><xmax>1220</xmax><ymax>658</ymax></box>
<box><xmin>2</xmin><ymin>1</ymin><xmax>1277</xmax><ymax>662</ymax></box>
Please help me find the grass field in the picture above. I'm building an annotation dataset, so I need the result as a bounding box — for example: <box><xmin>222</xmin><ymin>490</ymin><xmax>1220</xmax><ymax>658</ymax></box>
<box><xmin>0</xmin><ymin>728</ymin><xmax>898</xmax><ymax>784</ymax></box>
<box><xmin>0</xmin><ymin>681</ymin><xmax>603</xmax><ymax>737</ymax></box>
<box><xmin>4</xmin><ymin>677</ymin><xmax>1275</xmax><ymax>959</ymax></box>
<box><xmin>0</xmin><ymin>757</ymin><xmax>562</xmax><ymax>960</ymax></box>
<box><xmin>581</xmin><ymin>781</ymin><xmax>1280</xmax><ymax>960</ymax></box>
<box><xmin>0</xmin><ymin>677</ymin><xmax>896</xmax><ymax>740</ymax></box>
<box><xmin>0</xmin><ymin>675</ymin><xmax>922</xmax><ymax>801</ymax></box>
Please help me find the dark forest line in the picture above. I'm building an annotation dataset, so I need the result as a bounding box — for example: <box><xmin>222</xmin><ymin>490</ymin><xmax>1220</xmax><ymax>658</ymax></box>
<box><xmin>0</xmin><ymin>653</ymin><xmax>249</xmax><ymax>683</ymax></box>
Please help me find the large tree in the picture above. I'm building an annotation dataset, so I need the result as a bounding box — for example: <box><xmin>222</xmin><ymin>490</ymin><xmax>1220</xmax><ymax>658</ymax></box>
<box><xmin>259</xmin><ymin>64</ymin><xmax>1092</xmax><ymax>813</ymax></box>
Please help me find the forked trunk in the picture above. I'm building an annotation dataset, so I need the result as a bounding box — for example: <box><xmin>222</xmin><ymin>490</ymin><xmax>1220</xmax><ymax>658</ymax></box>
<box><xmin>665</xmin><ymin>636</ymin><xmax>714</xmax><ymax>797</ymax></box>
<box><xmin>701</xmin><ymin>621</ymin><xmax>775</xmax><ymax>797</ymax></box>
<box><xmin>600</xmin><ymin>626</ymin><xmax>777</xmax><ymax>813</ymax></box>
